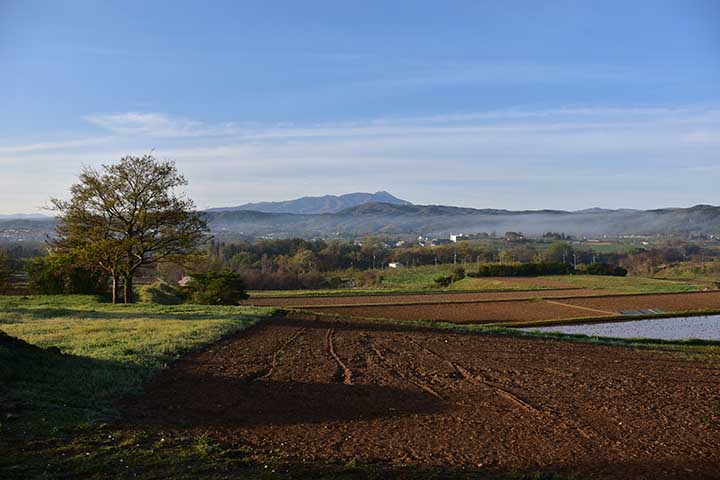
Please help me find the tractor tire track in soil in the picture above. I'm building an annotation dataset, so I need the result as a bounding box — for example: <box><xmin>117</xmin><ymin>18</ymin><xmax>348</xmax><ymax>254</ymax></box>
<box><xmin>257</xmin><ymin>327</ymin><xmax>306</xmax><ymax>381</ymax></box>
<box><xmin>124</xmin><ymin>315</ymin><xmax>720</xmax><ymax>480</ymax></box>
<box><xmin>325</xmin><ymin>328</ymin><xmax>353</xmax><ymax>385</ymax></box>
<box><xmin>408</xmin><ymin>338</ymin><xmax>541</xmax><ymax>413</ymax></box>
<box><xmin>369</xmin><ymin>341</ymin><xmax>445</xmax><ymax>401</ymax></box>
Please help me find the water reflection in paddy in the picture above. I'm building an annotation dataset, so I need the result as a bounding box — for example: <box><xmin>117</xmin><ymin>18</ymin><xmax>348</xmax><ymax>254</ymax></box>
<box><xmin>527</xmin><ymin>315</ymin><xmax>720</xmax><ymax>341</ymax></box>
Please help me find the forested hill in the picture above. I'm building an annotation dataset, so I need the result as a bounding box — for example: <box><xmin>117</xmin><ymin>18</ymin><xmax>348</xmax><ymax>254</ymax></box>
<box><xmin>206</xmin><ymin>191</ymin><xmax>412</xmax><ymax>214</ymax></box>
<box><xmin>4</xmin><ymin>204</ymin><xmax>720</xmax><ymax>241</ymax></box>
<box><xmin>205</xmin><ymin>203</ymin><xmax>720</xmax><ymax>238</ymax></box>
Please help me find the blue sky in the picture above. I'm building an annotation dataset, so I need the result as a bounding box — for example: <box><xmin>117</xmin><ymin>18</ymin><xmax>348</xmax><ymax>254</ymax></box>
<box><xmin>1</xmin><ymin>0</ymin><xmax>719</xmax><ymax>213</ymax></box>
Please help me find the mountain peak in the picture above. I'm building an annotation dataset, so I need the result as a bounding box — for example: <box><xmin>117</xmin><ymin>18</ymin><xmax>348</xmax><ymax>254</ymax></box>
<box><xmin>207</xmin><ymin>191</ymin><xmax>412</xmax><ymax>214</ymax></box>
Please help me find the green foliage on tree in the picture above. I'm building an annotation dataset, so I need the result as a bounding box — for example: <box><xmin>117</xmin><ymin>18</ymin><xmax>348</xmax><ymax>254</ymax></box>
<box><xmin>544</xmin><ymin>241</ymin><xmax>575</xmax><ymax>263</ymax></box>
<box><xmin>51</xmin><ymin>154</ymin><xmax>209</xmax><ymax>303</ymax></box>
<box><xmin>26</xmin><ymin>254</ymin><xmax>107</xmax><ymax>295</ymax></box>
<box><xmin>183</xmin><ymin>269</ymin><xmax>249</xmax><ymax>305</ymax></box>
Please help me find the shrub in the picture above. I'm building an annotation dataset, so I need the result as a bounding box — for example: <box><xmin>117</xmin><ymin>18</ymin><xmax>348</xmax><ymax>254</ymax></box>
<box><xmin>451</xmin><ymin>266</ymin><xmax>466</xmax><ymax>282</ymax></box>
<box><xmin>356</xmin><ymin>271</ymin><xmax>384</xmax><ymax>288</ymax></box>
<box><xmin>434</xmin><ymin>275</ymin><xmax>453</xmax><ymax>287</ymax></box>
<box><xmin>139</xmin><ymin>280</ymin><xmax>184</xmax><ymax>305</ymax></box>
<box><xmin>26</xmin><ymin>255</ymin><xmax>107</xmax><ymax>294</ymax></box>
<box><xmin>583</xmin><ymin>262</ymin><xmax>629</xmax><ymax>277</ymax></box>
<box><xmin>183</xmin><ymin>269</ymin><xmax>249</xmax><ymax>305</ymax></box>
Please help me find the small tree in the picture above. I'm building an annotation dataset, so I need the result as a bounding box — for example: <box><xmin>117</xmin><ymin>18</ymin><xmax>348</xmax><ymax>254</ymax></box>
<box><xmin>52</xmin><ymin>155</ymin><xmax>209</xmax><ymax>303</ymax></box>
<box><xmin>545</xmin><ymin>241</ymin><xmax>575</xmax><ymax>264</ymax></box>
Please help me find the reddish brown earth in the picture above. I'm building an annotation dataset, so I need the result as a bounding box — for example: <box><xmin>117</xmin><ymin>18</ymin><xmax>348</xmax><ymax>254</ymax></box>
<box><xmin>244</xmin><ymin>288</ymin><xmax>621</xmax><ymax>307</ymax></box>
<box><xmin>125</xmin><ymin>315</ymin><xmax>720</xmax><ymax>479</ymax></box>
<box><xmin>558</xmin><ymin>291</ymin><xmax>720</xmax><ymax>314</ymax></box>
<box><xmin>303</xmin><ymin>299</ymin><xmax>611</xmax><ymax>323</ymax></box>
<box><xmin>287</xmin><ymin>291</ymin><xmax>720</xmax><ymax>324</ymax></box>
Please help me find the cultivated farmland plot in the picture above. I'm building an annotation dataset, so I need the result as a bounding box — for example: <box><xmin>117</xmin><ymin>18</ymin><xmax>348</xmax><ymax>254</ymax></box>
<box><xmin>125</xmin><ymin>314</ymin><xmax>720</xmax><ymax>479</ymax></box>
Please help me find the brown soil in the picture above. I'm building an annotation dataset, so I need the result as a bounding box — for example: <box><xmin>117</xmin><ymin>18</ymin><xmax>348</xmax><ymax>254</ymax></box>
<box><xmin>556</xmin><ymin>291</ymin><xmax>720</xmax><ymax>314</ymax></box>
<box><xmin>276</xmin><ymin>291</ymin><xmax>720</xmax><ymax>325</ymax></box>
<box><xmin>244</xmin><ymin>288</ymin><xmax>621</xmax><ymax>307</ymax></box>
<box><xmin>124</xmin><ymin>315</ymin><xmax>720</xmax><ymax>479</ymax></box>
<box><xmin>303</xmin><ymin>299</ymin><xmax>608</xmax><ymax>323</ymax></box>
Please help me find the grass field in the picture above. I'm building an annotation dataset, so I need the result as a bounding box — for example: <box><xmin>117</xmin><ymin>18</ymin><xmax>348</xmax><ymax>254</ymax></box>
<box><xmin>541</xmin><ymin>274</ymin><xmax>702</xmax><ymax>292</ymax></box>
<box><xmin>0</xmin><ymin>296</ymin><xmax>275</xmax><ymax>435</ymax></box>
<box><xmin>249</xmin><ymin>268</ymin><xmax>704</xmax><ymax>298</ymax></box>
<box><xmin>653</xmin><ymin>261</ymin><xmax>720</xmax><ymax>284</ymax></box>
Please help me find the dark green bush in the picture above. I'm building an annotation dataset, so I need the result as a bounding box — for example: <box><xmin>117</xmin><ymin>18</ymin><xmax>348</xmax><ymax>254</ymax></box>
<box><xmin>467</xmin><ymin>262</ymin><xmax>574</xmax><ymax>277</ymax></box>
<box><xmin>434</xmin><ymin>275</ymin><xmax>453</xmax><ymax>287</ymax></box>
<box><xmin>582</xmin><ymin>262</ymin><xmax>628</xmax><ymax>277</ymax></box>
<box><xmin>451</xmin><ymin>266</ymin><xmax>466</xmax><ymax>282</ymax></box>
<box><xmin>26</xmin><ymin>255</ymin><xmax>107</xmax><ymax>294</ymax></box>
<box><xmin>183</xmin><ymin>269</ymin><xmax>249</xmax><ymax>305</ymax></box>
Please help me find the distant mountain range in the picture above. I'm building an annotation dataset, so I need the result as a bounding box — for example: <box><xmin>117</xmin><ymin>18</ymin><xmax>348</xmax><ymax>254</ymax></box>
<box><xmin>3</xmin><ymin>197</ymin><xmax>720</xmax><ymax>241</ymax></box>
<box><xmin>207</xmin><ymin>191</ymin><xmax>412</xmax><ymax>214</ymax></box>
<box><xmin>206</xmin><ymin>202</ymin><xmax>720</xmax><ymax>238</ymax></box>
<box><xmin>0</xmin><ymin>213</ymin><xmax>49</xmax><ymax>220</ymax></box>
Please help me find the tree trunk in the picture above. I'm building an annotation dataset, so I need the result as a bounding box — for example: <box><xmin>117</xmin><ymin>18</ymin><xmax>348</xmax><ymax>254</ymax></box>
<box><xmin>123</xmin><ymin>275</ymin><xmax>134</xmax><ymax>304</ymax></box>
<box><xmin>111</xmin><ymin>273</ymin><xmax>120</xmax><ymax>304</ymax></box>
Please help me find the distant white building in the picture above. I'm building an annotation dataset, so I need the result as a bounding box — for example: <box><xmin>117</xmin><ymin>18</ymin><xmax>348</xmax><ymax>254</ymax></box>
<box><xmin>388</xmin><ymin>262</ymin><xmax>403</xmax><ymax>269</ymax></box>
<box><xmin>450</xmin><ymin>233</ymin><xmax>467</xmax><ymax>243</ymax></box>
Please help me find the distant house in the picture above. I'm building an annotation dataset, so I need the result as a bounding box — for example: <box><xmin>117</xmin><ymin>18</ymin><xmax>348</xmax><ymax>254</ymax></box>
<box><xmin>450</xmin><ymin>233</ymin><xmax>467</xmax><ymax>243</ymax></box>
<box><xmin>388</xmin><ymin>262</ymin><xmax>403</xmax><ymax>269</ymax></box>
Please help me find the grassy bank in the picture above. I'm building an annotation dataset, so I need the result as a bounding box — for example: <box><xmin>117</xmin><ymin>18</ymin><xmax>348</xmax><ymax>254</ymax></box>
<box><xmin>249</xmin><ymin>270</ymin><xmax>705</xmax><ymax>298</ymax></box>
<box><xmin>0</xmin><ymin>295</ymin><xmax>275</xmax><ymax>437</ymax></box>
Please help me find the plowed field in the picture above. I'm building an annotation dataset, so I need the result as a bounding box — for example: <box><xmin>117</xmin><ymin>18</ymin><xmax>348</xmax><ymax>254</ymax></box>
<box><xmin>559</xmin><ymin>291</ymin><xmax>720</xmax><ymax>314</ymax></box>
<box><xmin>244</xmin><ymin>288</ymin><xmax>620</xmax><ymax>307</ymax></box>
<box><xmin>307</xmin><ymin>299</ymin><xmax>608</xmax><ymax>323</ymax></box>
<box><xmin>292</xmin><ymin>291</ymin><xmax>720</xmax><ymax>324</ymax></box>
<box><xmin>125</xmin><ymin>315</ymin><xmax>720</xmax><ymax>479</ymax></box>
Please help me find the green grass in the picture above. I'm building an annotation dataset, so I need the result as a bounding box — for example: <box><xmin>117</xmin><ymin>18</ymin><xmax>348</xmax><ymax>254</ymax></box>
<box><xmin>653</xmin><ymin>261</ymin><xmax>720</xmax><ymax>283</ymax></box>
<box><xmin>0</xmin><ymin>295</ymin><xmax>275</xmax><ymax>435</ymax></box>
<box><xmin>377</xmin><ymin>264</ymin><xmax>457</xmax><ymax>289</ymax></box>
<box><xmin>250</xmin><ymin>269</ymin><xmax>701</xmax><ymax>298</ymax></box>
<box><xmin>542</xmin><ymin>274</ymin><xmax>702</xmax><ymax>293</ymax></box>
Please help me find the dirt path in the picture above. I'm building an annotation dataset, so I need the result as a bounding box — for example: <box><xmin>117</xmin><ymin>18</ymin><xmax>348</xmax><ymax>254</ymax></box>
<box><xmin>124</xmin><ymin>315</ymin><xmax>720</xmax><ymax>479</ymax></box>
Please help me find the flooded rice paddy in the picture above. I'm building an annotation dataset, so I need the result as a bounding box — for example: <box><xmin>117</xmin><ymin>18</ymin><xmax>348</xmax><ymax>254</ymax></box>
<box><xmin>528</xmin><ymin>314</ymin><xmax>720</xmax><ymax>341</ymax></box>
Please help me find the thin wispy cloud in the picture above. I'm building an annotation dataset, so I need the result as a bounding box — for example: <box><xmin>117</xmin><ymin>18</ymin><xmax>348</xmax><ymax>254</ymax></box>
<box><xmin>84</xmin><ymin>112</ymin><xmax>242</xmax><ymax>138</ymax></box>
<box><xmin>1</xmin><ymin>105</ymin><xmax>719</xmax><ymax>213</ymax></box>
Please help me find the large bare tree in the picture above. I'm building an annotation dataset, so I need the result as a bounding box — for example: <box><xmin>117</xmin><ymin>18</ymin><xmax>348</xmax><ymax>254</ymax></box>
<box><xmin>52</xmin><ymin>154</ymin><xmax>209</xmax><ymax>303</ymax></box>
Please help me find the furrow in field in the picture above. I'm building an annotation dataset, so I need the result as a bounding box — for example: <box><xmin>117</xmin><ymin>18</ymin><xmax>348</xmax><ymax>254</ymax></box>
<box><xmin>369</xmin><ymin>341</ymin><xmax>445</xmax><ymax>401</ymax></box>
<box><xmin>324</xmin><ymin>328</ymin><xmax>353</xmax><ymax>385</ymax></box>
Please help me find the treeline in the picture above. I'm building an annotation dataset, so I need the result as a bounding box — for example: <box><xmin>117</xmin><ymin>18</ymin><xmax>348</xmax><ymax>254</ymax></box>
<box><xmin>1</xmin><ymin>234</ymin><xmax>717</xmax><ymax>294</ymax></box>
